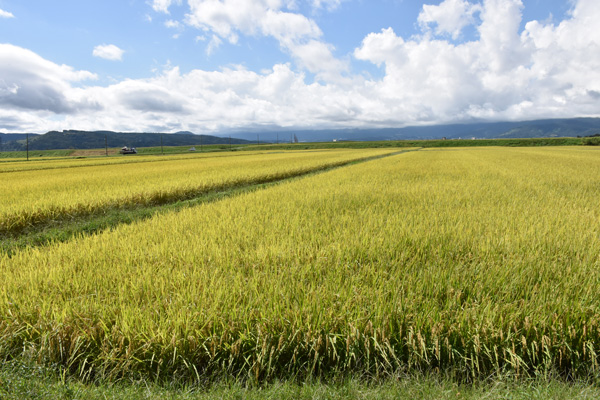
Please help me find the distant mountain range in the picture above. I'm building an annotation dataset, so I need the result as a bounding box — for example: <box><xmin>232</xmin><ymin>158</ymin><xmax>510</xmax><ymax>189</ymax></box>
<box><xmin>1</xmin><ymin>118</ymin><xmax>599</xmax><ymax>151</ymax></box>
<box><xmin>229</xmin><ymin>118</ymin><xmax>600</xmax><ymax>142</ymax></box>
<box><xmin>0</xmin><ymin>130</ymin><xmax>251</xmax><ymax>151</ymax></box>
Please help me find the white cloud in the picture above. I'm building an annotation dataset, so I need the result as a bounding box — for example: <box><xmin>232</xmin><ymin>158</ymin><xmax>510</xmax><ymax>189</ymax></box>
<box><xmin>311</xmin><ymin>0</ymin><xmax>344</xmax><ymax>11</ymax></box>
<box><xmin>0</xmin><ymin>8</ymin><xmax>14</xmax><ymax>18</ymax></box>
<box><xmin>478</xmin><ymin>0</ymin><xmax>525</xmax><ymax>72</ymax></box>
<box><xmin>111</xmin><ymin>80</ymin><xmax>189</xmax><ymax>113</ymax></box>
<box><xmin>185</xmin><ymin>1</ymin><xmax>272</xmax><ymax>42</ymax></box>
<box><xmin>288</xmin><ymin>40</ymin><xmax>348</xmax><ymax>80</ymax></box>
<box><xmin>151</xmin><ymin>0</ymin><xmax>181</xmax><ymax>14</ymax></box>
<box><xmin>93</xmin><ymin>44</ymin><xmax>125</xmax><ymax>61</ymax></box>
<box><xmin>0</xmin><ymin>44</ymin><xmax>97</xmax><ymax>115</ymax></box>
<box><xmin>418</xmin><ymin>0</ymin><xmax>482</xmax><ymax>39</ymax></box>
<box><xmin>165</xmin><ymin>19</ymin><xmax>182</xmax><ymax>29</ymax></box>
<box><xmin>260</xmin><ymin>8</ymin><xmax>322</xmax><ymax>45</ymax></box>
<box><xmin>206</xmin><ymin>34</ymin><xmax>223</xmax><ymax>55</ymax></box>
<box><xmin>165</xmin><ymin>19</ymin><xmax>184</xmax><ymax>38</ymax></box>
<box><xmin>353</xmin><ymin>0</ymin><xmax>600</xmax><ymax>124</ymax></box>
<box><xmin>184</xmin><ymin>0</ymin><xmax>346</xmax><ymax>80</ymax></box>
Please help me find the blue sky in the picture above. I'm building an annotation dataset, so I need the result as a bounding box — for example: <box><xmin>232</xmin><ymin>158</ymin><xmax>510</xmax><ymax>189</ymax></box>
<box><xmin>0</xmin><ymin>0</ymin><xmax>598</xmax><ymax>134</ymax></box>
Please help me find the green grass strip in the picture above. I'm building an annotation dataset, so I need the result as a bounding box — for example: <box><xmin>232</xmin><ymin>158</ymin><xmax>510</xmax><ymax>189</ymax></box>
<box><xmin>1</xmin><ymin>359</ymin><xmax>599</xmax><ymax>400</ymax></box>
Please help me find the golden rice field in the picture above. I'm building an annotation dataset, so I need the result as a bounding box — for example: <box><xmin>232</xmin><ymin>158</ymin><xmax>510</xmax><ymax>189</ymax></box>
<box><xmin>1</xmin><ymin>146</ymin><xmax>600</xmax><ymax>383</ymax></box>
<box><xmin>0</xmin><ymin>149</ymin><xmax>283</xmax><ymax>173</ymax></box>
<box><xmin>0</xmin><ymin>148</ymin><xmax>394</xmax><ymax>233</ymax></box>
<box><xmin>0</xmin><ymin>152</ymin><xmax>218</xmax><ymax>173</ymax></box>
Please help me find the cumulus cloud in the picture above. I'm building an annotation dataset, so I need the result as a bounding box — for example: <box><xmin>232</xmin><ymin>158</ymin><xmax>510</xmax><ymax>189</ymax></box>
<box><xmin>206</xmin><ymin>35</ymin><xmax>223</xmax><ymax>55</ymax></box>
<box><xmin>355</xmin><ymin>0</ymin><xmax>600</xmax><ymax>123</ymax></box>
<box><xmin>165</xmin><ymin>20</ymin><xmax>184</xmax><ymax>38</ymax></box>
<box><xmin>151</xmin><ymin>0</ymin><xmax>181</xmax><ymax>13</ymax></box>
<box><xmin>183</xmin><ymin>0</ymin><xmax>346</xmax><ymax>79</ymax></box>
<box><xmin>418</xmin><ymin>0</ymin><xmax>482</xmax><ymax>39</ymax></box>
<box><xmin>0</xmin><ymin>44</ymin><xmax>98</xmax><ymax>114</ymax></box>
<box><xmin>93</xmin><ymin>44</ymin><xmax>125</xmax><ymax>61</ymax></box>
<box><xmin>112</xmin><ymin>80</ymin><xmax>188</xmax><ymax>113</ymax></box>
<box><xmin>287</xmin><ymin>39</ymin><xmax>347</xmax><ymax>81</ymax></box>
<box><xmin>0</xmin><ymin>8</ymin><xmax>14</xmax><ymax>18</ymax></box>
<box><xmin>165</xmin><ymin>19</ymin><xmax>182</xmax><ymax>29</ymax></box>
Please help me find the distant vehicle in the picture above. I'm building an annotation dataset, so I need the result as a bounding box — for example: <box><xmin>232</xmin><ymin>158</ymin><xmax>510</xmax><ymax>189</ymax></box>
<box><xmin>120</xmin><ymin>146</ymin><xmax>137</xmax><ymax>154</ymax></box>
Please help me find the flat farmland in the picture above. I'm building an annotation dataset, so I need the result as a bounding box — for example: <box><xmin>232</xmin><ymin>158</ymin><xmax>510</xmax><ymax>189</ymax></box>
<box><xmin>1</xmin><ymin>146</ymin><xmax>600</xmax><ymax>384</ymax></box>
<box><xmin>0</xmin><ymin>148</ymin><xmax>395</xmax><ymax>233</ymax></box>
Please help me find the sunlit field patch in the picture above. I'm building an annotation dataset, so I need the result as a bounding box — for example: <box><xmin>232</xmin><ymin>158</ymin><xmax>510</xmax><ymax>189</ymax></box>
<box><xmin>1</xmin><ymin>147</ymin><xmax>599</xmax><ymax>383</ymax></box>
<box><xmin>0</xmin><ymin>149</ymin><xmax>394</xmax><ymax>233</ymax></box>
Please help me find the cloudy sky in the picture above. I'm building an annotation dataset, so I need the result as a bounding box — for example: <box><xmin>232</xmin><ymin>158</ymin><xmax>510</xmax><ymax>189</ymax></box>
<box><xmin>0</xmin><ymin>0</ymin><xmax>598</xmax><ymax>134</ymax></box>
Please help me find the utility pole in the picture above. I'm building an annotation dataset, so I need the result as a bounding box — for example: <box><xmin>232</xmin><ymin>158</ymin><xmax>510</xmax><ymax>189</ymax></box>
<box><xmin>276</xmin><ymin>133</ymin><xmax>279</xmax><ymax>144</ymax></box>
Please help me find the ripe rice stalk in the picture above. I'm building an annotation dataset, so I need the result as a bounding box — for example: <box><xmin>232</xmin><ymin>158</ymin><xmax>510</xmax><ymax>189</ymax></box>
<box><xmin>1</xmin><ymin>147</ymin><xmax>600</xmax><ymax>382</ymax></box>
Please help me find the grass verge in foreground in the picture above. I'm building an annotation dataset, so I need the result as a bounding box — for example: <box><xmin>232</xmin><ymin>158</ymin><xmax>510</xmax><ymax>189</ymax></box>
<box><xmin>1</xmin><ymin>360</ymin><xmax>599</xmax><ymax>400</ymax></box>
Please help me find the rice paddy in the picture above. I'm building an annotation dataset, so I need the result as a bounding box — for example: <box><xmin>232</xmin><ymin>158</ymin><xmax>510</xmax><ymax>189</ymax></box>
<box><xmin>1</xmin><ymin>146</ymin><xmax>599</xmax><ymax>385</ymax></box>
<box><xmin>0</xmin><ymin>148</ymin><xmax>394</xmax><ymax>234</ymax></box>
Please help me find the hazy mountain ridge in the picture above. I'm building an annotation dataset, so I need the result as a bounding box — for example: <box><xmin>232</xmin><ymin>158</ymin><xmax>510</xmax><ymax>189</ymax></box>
<box><xmin>230</xmin><ymin>118</ymin><xmax>600</xmax><ymax>142</ymax></box>
<box><xmin>0</xmin><ymin>130</ymin><xmax>251</xmax><ymax>151</ymax></box>
<box><xmin>1</xmin><ymin>118</ymin><xmax>599</xmax><ymax>151</ymax></box>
